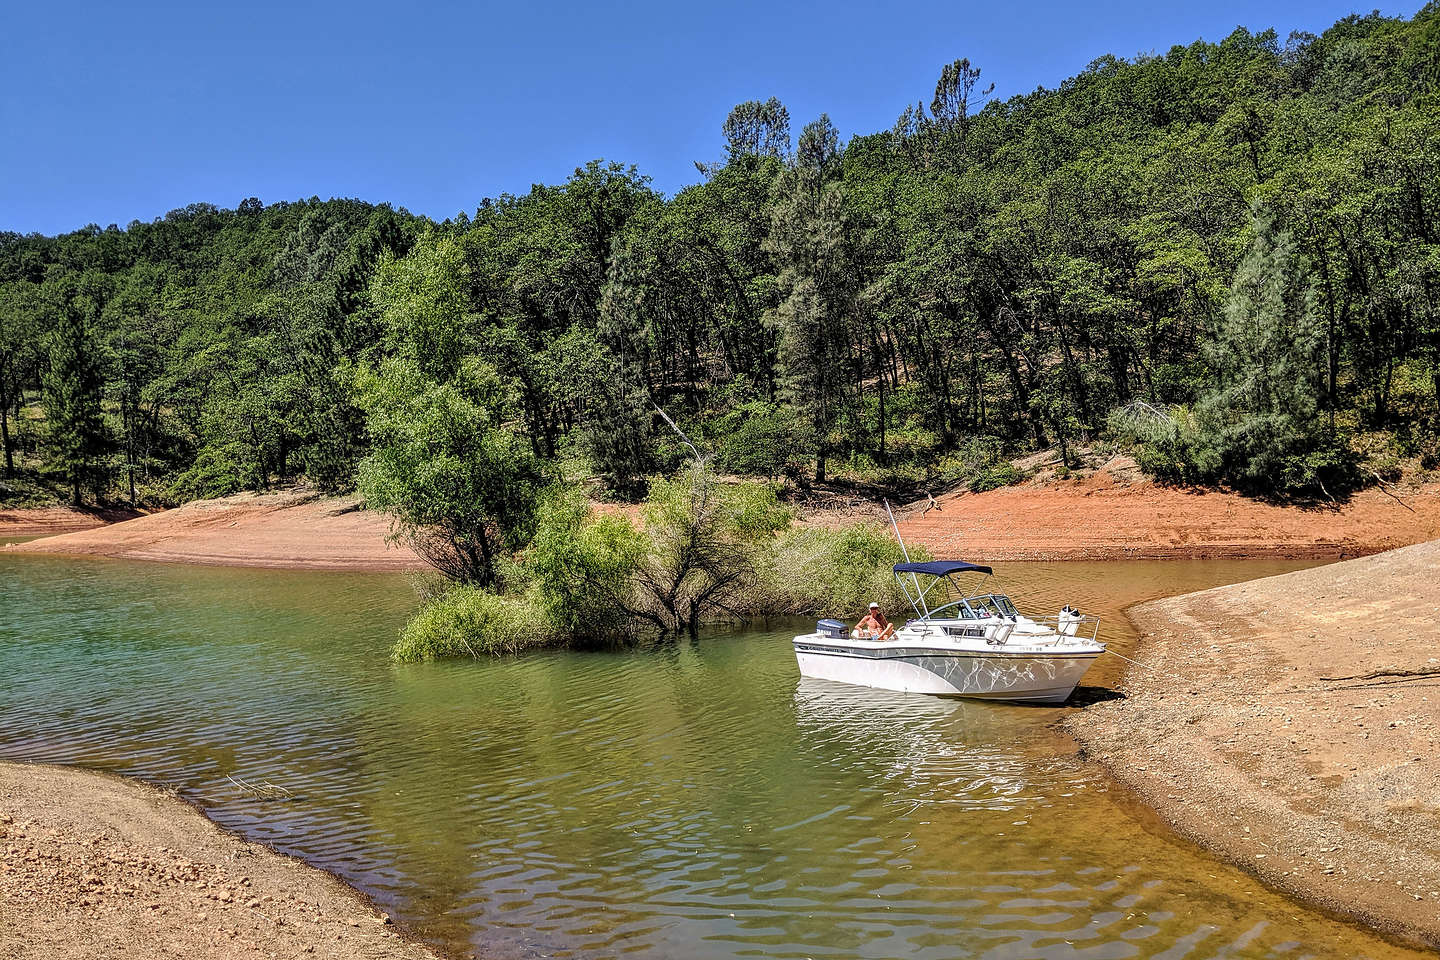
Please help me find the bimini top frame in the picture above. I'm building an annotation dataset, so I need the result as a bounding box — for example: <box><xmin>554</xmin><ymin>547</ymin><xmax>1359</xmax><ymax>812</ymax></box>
<box><xmin>883</xmin><ymin>500</ymin><xmax>1003</xmax><ymax>621</ymax></box>
<box><xmin>892</xmin><ymin>561</ymin><xmax>995</xmax><ymax>620</ymax></box>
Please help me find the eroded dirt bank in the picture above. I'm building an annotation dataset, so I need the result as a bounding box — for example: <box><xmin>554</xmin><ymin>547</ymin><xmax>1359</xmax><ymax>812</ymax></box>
<box><xmin>896</xmin><ymin>461</ymin><xmax>1440</xmax><ymax>560</ymax></box>
<box><xmin>0</xmin><ymin>505</ymin><xmax>141</xmax><ymax>539</ymax></box>
<box><xmin>5</xmin><ymin>464</ymin><xmax>1439</xmax><ymax>570</ymax></box>
<box><xmin>3</xmin><ymin>490</ymin><xmax>424</xmax><ymax>570</ymax></box>
<box><xmin>0</xmin><ymin>763</ymin><xmax>441</xmax><ymax>959</ymax></box>
<box><xmin>1066</xmin><ymin>538</ymin><xmax>1440</xmax><ymax>947</ymax></box>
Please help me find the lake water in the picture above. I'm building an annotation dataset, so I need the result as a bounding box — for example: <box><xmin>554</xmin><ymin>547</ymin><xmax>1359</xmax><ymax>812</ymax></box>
<box><xmin>0</xmin><ymin>553</ymin><xmax>1426</xmax><ymax>959</ymax></box>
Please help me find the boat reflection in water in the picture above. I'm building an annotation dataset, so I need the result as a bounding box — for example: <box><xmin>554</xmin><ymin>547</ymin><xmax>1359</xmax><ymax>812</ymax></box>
<box><xmin>791</xmin><ymin>677</ymin><xmax>1077</xmax><ymax>813</ymax></box>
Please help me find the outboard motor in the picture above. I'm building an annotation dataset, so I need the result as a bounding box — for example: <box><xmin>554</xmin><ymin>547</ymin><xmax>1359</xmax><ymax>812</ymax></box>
<box><xmin>1058</xmin><ymin>605</ymin><xmax>1081</xmax><ymax>637</ymax></box>
<box><xmin>817</xmin><ymin>619</ymin><xmax>848</xmax><ymax>639</ymax></box>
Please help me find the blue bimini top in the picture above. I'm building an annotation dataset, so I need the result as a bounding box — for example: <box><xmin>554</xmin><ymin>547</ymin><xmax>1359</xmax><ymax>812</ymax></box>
<box><xmin>892</xmin><ymin>560</ymin><xmax>994</xmax><ymax>577</ymax></box>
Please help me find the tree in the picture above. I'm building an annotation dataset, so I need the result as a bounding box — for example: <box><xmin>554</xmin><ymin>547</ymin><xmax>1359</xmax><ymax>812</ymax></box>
<box><xmin>628</xmin><ymin>465</ymin><xmax>789</xmax><ymax>634</ymax></box>
<box><xmin>524</xmin><ymin>487</ymin><xmax>648</xmax><ymax>638</ymax></box>
<box><xmin>723</xmin><ymin>98</ymin><xmax>792</xmax><ymax>161</ymax></box>
<box><xmin>103</xmin><ymin>266</ymin><xmax>174</xmax><ymax>501</ymax></box>
<box><xmin>929</xmin><ymin>58</ymin><xmax>993</xmax><ymax>137</ymax></box>
<box><xmin>42</xmin><ymin>283</ymin><xmax>109</xmax><ymax>505</ymax></box>
<box><xmin>1190</xmin><ymin>204</ymin><xmax>1351</xmax><ymax>496</ymax></box>
<box><xmin>580</xmin><ymin>376</ymin><xmax>657</xmax><ymax>499</ymax></box>
<box><xmin>265</xmin><ymin>209</ymin><xmax>381</xmax><ymax>491</ymax></box>
<box><xmin>0</xmin><ymin>282</ymin><xmax>40</xmax><ymax>478</ymax></box>
<box><xmin>356</xmin><ymin>357</ymin><xmax>545</xmax><ymax>586</ymax></box>
<box><xmin>5</xmin><ymin>7</ymin><xmax>1440</xmax><ymax>509</ymax></box>
<box><xmin>767</xmin><ymin>115</ymin><xmax>859</xmax><ymax>483</ymax></box>
<box><xmin>372</xmin><ymin>231</ymin><xmax>474</xmax><ymax>383</ymax></box>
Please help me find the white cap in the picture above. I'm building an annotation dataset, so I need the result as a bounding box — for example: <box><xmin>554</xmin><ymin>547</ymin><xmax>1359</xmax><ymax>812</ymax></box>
<box><xmin>869</xmin><ymin>602</ymin><xmax>879</xmax><ymax>609</ymax></box>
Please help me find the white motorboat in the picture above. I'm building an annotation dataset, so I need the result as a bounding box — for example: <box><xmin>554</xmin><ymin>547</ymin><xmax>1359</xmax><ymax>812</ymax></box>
<box><xmin>792</xmin><ymin>559</ymin><xmax>1105</xmax><ymax>704</ymax></box>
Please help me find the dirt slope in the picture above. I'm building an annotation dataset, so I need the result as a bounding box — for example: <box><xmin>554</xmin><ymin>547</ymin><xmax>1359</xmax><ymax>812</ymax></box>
<box><xmin>0</xmin><ymin>505</ymin><xmax>141</xmax><ymax>539</ymax></box>
<box><xmin>1068</xmin><ymin>538</ymin><xmax>1440</xmax><ymax>947</ymax></box>
<box><xmin>3</xmin><ymin>490</ymin><xmax>423</xmax><ymax>570</ymax></box>
<box><xmin>6</xmin><ymin>463</ymin><xmax>1439</xmax><ymax>570</ymax></box>
<box><xmin>895</xmin><ymin>459</ymin><xmax>1440</xmax><ymax>560</ymax></box>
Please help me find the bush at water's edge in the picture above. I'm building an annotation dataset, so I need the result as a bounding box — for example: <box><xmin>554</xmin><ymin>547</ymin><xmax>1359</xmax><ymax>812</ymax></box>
<box><xmin>394</xmin><ymin>586</ymin><xmax>560</xmax><ymax>661</ymax></box>
<box><xmin>394</xmin><ymin>518</ymin><xmax>925</xmax><ymax>661</ymax></box>
<box><xmin>744</xmin><ymin>523</ymin><xmax>921</xmax><ymax>619</ymax></box>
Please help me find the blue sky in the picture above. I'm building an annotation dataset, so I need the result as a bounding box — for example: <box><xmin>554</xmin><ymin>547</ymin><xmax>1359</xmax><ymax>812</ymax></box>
<box><xmin>0</xmin><ymin>0</ymin><xmax>1417</xmax><ymax>235</ymax></box>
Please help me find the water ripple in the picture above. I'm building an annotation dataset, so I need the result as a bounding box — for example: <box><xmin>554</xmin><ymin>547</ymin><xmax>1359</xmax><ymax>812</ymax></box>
<box><xmin>0</xmin><ymin>554</ymin><xmax>1416</xmax><ymax>959</ymax></box>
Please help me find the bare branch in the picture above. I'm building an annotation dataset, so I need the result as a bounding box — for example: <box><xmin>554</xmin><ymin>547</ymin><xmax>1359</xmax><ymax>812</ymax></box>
<box><xmin>1371</xmin><ymin>470</ymin><xmax>1415</xmax><ymax>512</ymax></box>
<box><xmin>653</xmin><ymin>403</ymin><xmax>702</xmax><ymax>462</ymax></box>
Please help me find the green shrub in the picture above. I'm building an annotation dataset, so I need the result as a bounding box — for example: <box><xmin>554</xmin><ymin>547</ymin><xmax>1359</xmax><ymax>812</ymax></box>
<box><xmin>931</xmin><ymin>435</ymin><xmax>1006</xmax><ymax>488</ymax></box>
<box><xmin>1106</xmin><ymin>404</ymin><xmax>1192</xmax><ymax>483</ymax></box>
<box><xmin>708</xmin><ymin>477</ymin><xmax>794</xmax><ymax>540</ymax></box>
<box><xmin>523</xmin><ymin>488</ymin><xmax>647</xmax><ymax>637</ymax></box>
<box><xmin>1131</xmin><ymin>431</ymin><xmax>1190</xmax><ymax>483</ymax></box>
<box><xmin>750</xmin><ymin>522</ymin><xmax>924</xmax><ymax>618</ymax></box>
<box><xmin>716</xmin><ymin>401</ymin><xmax>808</xmax><ymax>478</ymax></box>
<box><xmin>397</xmin><ymin>477</ymin><xmax>920</xmax><ymax>656</ymax></box>
<box><xmin>529</xmin><ymin>474</ymin><xmax>792</xmax><ymax>639</ymax></box>
<box><xmin>167</xmin><ymin>441</ymin><xmax>263</xmax><ymax>502</ymax></box>
<box><xmin>831</xmin><ymin>453</ymin><xmax>929</xmax><ymax>491</ymax></box>
<box><xmin>393</xmin><ymin>585</ymin><xmax>559</xmax><ymax>661</ymax></box>
<box><xmin>969</xmin><ymin>463</ymin><xmax>1022</xmax><ymax>493</ymax></box>
<box><xmin>1395</xmin><ymin>420</ymin><xmax>1440</xmax><ymax>472</ymax></box>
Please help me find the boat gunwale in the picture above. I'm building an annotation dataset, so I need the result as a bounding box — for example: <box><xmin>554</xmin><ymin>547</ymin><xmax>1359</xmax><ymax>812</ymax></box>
<box><xmin>792</xmin><ymin>639</ymin><xmax>1104</xmax><ymax>660</ymax></box>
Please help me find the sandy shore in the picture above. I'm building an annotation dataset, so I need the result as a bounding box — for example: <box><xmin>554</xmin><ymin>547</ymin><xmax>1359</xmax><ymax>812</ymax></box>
<box><xmin>3</xmin><ymin>490</ymin><xmax>424</xmax><ymax>570</ymax></box>
<box><xmin>0</xmin><ymin>762</ymin><xmax>441</xmax><ymax>959</ymax></box>
<box><xmin>1067</xmin><ymin>538</ymin><xmax>1440</xmax><ymax>947</ymax></box>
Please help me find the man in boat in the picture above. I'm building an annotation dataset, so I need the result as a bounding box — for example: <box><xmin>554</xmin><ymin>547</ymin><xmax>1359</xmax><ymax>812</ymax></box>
<box><xmin>856</xmin><ymin>602</ymin><xmax>896</xmax><ymax>640</ymax></box>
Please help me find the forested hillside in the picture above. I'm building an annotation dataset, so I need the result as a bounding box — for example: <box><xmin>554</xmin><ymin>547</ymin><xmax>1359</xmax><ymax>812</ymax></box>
<box><xmin>3</xmin><ymin>6</ymin><xmax>1438</xmax><ymax>508</ymax></box>
<box><xmin>0</xmin><ymin>199</ymin><xmax>422</xmax><ymax>504</ymax></box>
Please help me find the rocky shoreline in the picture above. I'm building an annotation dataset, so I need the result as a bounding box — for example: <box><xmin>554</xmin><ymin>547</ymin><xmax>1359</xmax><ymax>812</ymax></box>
<box><xmin>1066</xmin><ymin>539</ymin><xmax>1440</xmax><ymax>948</ymax></box>
<box><xmin>0</xmin><ymin>763</ymin><xmax>442</xmax><ymax>960</ymax></box>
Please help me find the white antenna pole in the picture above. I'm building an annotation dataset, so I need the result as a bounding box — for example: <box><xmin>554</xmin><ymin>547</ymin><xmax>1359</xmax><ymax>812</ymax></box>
<box><xmin>885</xmin><ymin>500</ymin><xmax>926</xmax><ymax>618</ymax></box>
<box><xmin>884</xmin><ymin>499</ymin><xmax>911</xmax><ymax>562</ymax></box>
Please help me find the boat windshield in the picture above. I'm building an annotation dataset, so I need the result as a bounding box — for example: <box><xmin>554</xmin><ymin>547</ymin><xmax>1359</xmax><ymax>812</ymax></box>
<box><xmin>966</xmin><ymin>594</ymin><xmax>1018</xmax><ymax>618</ymax></box>
<box><xmin>891</xmin><ymin>563</ymin><xmax>1015</xmax><ymax>621</ymax></box>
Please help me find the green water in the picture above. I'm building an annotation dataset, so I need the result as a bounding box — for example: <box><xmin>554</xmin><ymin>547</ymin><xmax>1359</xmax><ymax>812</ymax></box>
<box><xmin>0</xmin><ymin>553</ymin><xmax>1426</xmax><ymax>959</ymax></box>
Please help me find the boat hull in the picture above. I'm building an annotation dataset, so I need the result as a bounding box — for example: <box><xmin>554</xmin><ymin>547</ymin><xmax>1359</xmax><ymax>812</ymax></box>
<box><xmin>792</xmin><ymin>639</ymin><xmax>1100</xmax><ymax>703</ymax></box>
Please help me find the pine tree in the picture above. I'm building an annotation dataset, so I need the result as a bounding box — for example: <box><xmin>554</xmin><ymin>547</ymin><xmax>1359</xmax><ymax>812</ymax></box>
<box><xmin>767</xmin><ymin>115</ymin><xmax>858</xmax><ymax>483</ymax></box>
<box><xmin>1190</xmin><ymin>204</ymin><xmax>1350</xmax><ymax>497</ymax></box>
<box><xmin>43</xmin><ymin>294</ymin><xmax>109</xmax><ymax>505</ymax></box>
